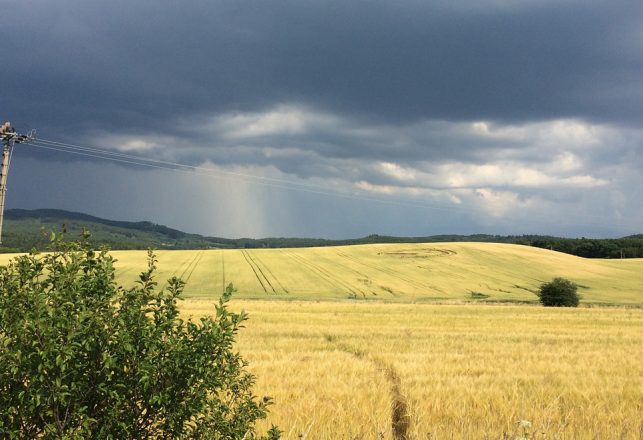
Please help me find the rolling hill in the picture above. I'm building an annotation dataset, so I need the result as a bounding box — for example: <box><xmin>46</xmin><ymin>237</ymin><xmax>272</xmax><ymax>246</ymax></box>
<box><xmin>1</xmin><ymin>209</ymin><xmax>214</xmax><ymax>251</ymax></box>
<box><xmin>3</xmin><ymin>243</ymin><xmax>638</xmax><ymax>305</ymax></box>
<box><xmin>2</xmin><ymin>209</ymin><xmax>643</xmax><ymax>259</ymax></box>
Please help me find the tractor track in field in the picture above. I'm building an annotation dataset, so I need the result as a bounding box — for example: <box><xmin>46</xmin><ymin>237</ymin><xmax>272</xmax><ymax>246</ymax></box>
<box><xmin>160</xmin><ymin>251</ymin><xmax>202</xmax><ymax>290</ymax></box>
<box><xmin>181</xmin><ymin>250</ymin><xmax>204</xmax><ymax>285</ymax></box>
<box><xmin>241</xmin><ymin>250</ymin><xmax>268</xmax><ymax>293</ymax></box>
<box><xmin>336</xmin><ymin>250</ymin><xmax>446</xmax><ymax>294</ymax></box>
<box><xmin>220</xmin><ymin>251</ymin><xmax>226</xmax><ymax>294</ymax></box>
<box><xmin>241</xmin><ymin>250</ymin><xmax>271</xmax><ymax>294</ymax></box>
<box><xmin>333</xmin><ymin>342</ymin><xmax>411</xmax><ymax>440</ymax></box>
<box><xmin>314</xmin><ymin>252</ymin><xmax>381</xmax><ymax>296</ymax></box>
<box><xmin>243</xmin><ymin>250</ymin><xmax>278</xmax><ymax>294</ymax></box>
<box><xmin>316</xmin><ymin>251</ymin><xmax>377</xmax><ymax>296</ymax></box>
<box><xmin>248</xmin><ymin>251</ymin><xmax>289</xmax><ymax>294</ymax></box>
<box><xmin>287</xmin><ymin>251</ymin><xmax>369</xmax><ymax>298</ymax></box>
<box><xmin>308</xmin><ymin>252</ymin><xmax>381</xmax><ymax>297</ymax></box>
<box><xmin>337</xmin><ymin>250</ymin><xmax>432</xmax><ymax>291</ymax></box>
<box><xmin>285</xmin><ymin>251</ymin><xmax>368</xmax><ymax>298</ymax></box>
<box><xmin>171</xmin><ymin>253</ymin><xmax>194</xmax><ymax>279</ymax></box>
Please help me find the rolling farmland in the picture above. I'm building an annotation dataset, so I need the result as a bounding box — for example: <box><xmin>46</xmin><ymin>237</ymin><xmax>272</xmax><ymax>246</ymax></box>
<box><xmin>1</xmin><ymin>242</ymin><xmax>642</xmax><ymax>438</ymax></box>
<box><xmin>111</xmin><ymin>243</ymin><xmax>643</xmax><ymax>437</ymax></box>
<box><xmin>97</xmin><ymin>243</ymin><xmax>643</xmax><ymax>305</ymax></box>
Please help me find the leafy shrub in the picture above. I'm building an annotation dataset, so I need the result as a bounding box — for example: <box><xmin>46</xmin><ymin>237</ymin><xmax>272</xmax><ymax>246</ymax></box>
<box><xmin>536</xmin><ymin>277</ymin><xmax>580</xmax><ymax>307</ymax></box>
<box><xmin>0</xmin><ymin>236</ymin><xmax>279</xmax><ymax>439</ymax></box>
<box><xmin>469</xmin><ymin>291</ymin><xmax>490</xmax><ymax>300</ymax></box>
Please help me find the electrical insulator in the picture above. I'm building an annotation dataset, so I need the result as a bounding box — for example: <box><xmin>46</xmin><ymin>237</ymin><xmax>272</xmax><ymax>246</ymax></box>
<box><xmin>0</xmin><ymin>122</ymin><xmax>11</xmax><ymax>136</ymax></box>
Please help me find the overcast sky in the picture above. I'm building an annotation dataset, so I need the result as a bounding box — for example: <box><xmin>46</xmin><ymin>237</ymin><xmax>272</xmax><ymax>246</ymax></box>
<box><xmin>2</xmin><ymin>0</ymin><xmax>643</xmax><ymax>238</ymax></box>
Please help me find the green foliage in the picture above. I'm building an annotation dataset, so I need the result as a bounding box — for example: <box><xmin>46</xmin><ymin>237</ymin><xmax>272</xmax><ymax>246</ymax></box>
<box><xmin>536</xmin><ymin>277</ymin><xmax>580</xmax><ymax>307</ymax></box>
<box><xmin>469</xmin><ymin>291</ymin><xmax>490</xmax><ymax>300</ymax></box>
<box><xmin>0</xmin><ymin>236</ymin><xmax>279</xmax><ymax>439</ymax></box>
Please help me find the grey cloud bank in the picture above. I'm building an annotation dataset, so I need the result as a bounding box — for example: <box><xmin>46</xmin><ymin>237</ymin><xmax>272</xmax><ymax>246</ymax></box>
<box><xmin>2</xmin><ymin>0</ymin><xmax>642</xmax><ymax>237</ymax></box>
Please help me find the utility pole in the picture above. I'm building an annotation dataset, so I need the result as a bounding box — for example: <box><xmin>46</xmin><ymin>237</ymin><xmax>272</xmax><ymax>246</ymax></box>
<box><xmin>0</xmin><ymin>121</ymin><xmax>34</xmax><ymax>244</ymax></box>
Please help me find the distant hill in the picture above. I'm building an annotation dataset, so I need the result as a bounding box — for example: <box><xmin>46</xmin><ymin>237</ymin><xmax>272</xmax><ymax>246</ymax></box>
<box><xmin>1</xmin><ymin>209</ymin><xmax>215</xmax><ymax>252</ymax></box>
<box><xmin>2</xmin><ymin>208</ymin><xmax>643</xmax><ymax>258</ymax></box>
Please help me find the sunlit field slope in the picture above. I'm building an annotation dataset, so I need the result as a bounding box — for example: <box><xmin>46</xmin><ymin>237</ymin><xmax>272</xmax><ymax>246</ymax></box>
<box><xmin>2</xmin><ymin>243</ymin><xmax>640</xmax><ymax>304</ymax></box>
<box><xmin>181</xmin><ymin>299</ymin><xmax>643</xmax><ymax>439</ymax></box>
<box><xmin>107</xmin><ymin>243</ymin><xmax>642</xmax><ymax>305</ymax></box>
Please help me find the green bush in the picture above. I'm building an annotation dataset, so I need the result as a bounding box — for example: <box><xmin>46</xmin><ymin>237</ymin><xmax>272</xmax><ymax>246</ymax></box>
<box><xmin>0</xmin><ymin>236</ymin><xmax>279</xmax><ymax>439</ymax></box>
<box><xmin>536</xmin><ymin>277</ymin><xmax>580</xmax><ymax>307</ymax></box>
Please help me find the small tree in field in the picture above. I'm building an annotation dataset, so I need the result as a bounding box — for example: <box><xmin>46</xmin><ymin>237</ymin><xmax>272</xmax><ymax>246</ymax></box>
<box><xmin>536</xmin><ymin>277</ymin><xmax>580</xmax><ymax>307</ymax></box>
<box><xmin>0</xmin><ymin>235</ymin><xmax>279</xmax><ymax>439</ymax></box>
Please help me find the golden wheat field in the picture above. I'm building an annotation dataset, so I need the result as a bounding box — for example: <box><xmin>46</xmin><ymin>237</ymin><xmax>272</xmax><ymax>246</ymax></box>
<box><xmin>104</xmin><ymin>242</ymin><xmax>643</xmax><ymax>305</ymax></box>
<box><xmin>2</xmin><ymin>243</ymin><xmax>641</xmax><ymax>304</ymax></box>
<box><xmin>181</xmin><ymin>299</ymin><xmax>643</xmax><ymax>439</ymax></box>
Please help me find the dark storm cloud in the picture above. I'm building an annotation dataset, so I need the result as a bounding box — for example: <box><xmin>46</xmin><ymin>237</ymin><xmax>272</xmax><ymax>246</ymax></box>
<box><xmin>2</xmin><ymin>0</ymin><xmax>643</xmax><ymax>238</ymax></box>
<box><xmin>3</xmin><ymin>0</ymin><xmax>643</xmax><ymax>140</ymax></box>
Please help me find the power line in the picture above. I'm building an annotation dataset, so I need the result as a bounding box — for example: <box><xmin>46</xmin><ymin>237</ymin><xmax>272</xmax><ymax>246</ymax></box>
<box><xmin>33</xmin><ymin>139</ymin><xmax>454</xmax><ymax>209</ymax></box>
<box><xmin>29</xmin><ymin>138</ymin><xmax>488</xmax><ymax>212</ymax></box>
<box><xmin>34</xmin><ymin>137</ymin><xmax>344</xmax><ymax>192</ymax></box>
<box><xmin>26</xmin><ymin>140</ymin><xmax>458</xmax><ymax>212</ymax></box>
<box><xmin>15</xmin><ymin>136</ymin><xmax>635</xmax><ymax>234</ymax></box>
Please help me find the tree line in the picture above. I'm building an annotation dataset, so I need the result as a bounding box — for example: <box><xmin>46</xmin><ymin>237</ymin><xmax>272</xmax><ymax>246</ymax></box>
<box><xmin>3</xmin><ymin>209</ymin><xmax>643</xmax><ymax>258</ymax></box>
